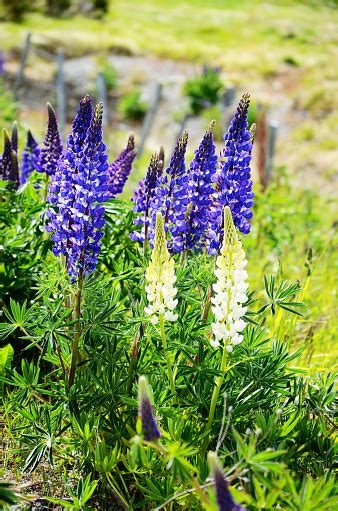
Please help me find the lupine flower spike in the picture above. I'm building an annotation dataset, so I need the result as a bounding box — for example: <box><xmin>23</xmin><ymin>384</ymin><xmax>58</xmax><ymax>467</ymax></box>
<box><xmin>208</xmin><ymin>94</ymin><xmax>254</xmax><ymax>254</ymax></box>
<box><xmin>48</xmin><ymin>95</ymin><xmax>93</xmax><ymax>207</ymax></box>
<box><xmin>211</xmin><ymin>206</ymin><xmax>248</xmax><ymax>350</ymax></box>
<box><xmin>11</xmin><ymin>121</ymin><xmax>18</xmax><ymax>154</ymax></box>
<box><xmin>67</xmin><ymin>94</ymin><xmax>93</xmax><ymax>151</ymax></box>
<box><xmin>183</xmin><ymin>121</ymin><xmax>218</xmax><ymax>250</ymax></box>
<box><xmin>208</xmin><ymin>452</ymin><xmax>246</xmax><ymax>511</ymax></box>
<box><xmin>131</xmin><ymin>152</ymin><xmax>163</xmax><ymax>244</ymax></box>
<box><xmin>21</xmin><ymin>130</ymin><xmax>40</xmax><ymax>184</ymax></box>
<box><xmin>46</xmin><ymin>101</ymin><xmax>109</xmax><ymax>281</ymax></box>
<box><xmin>37</xmin><ymin>103</ymin><xmax>63</xmax><ymax>176</ymax></box>
<box><xmin>145</xmin><ymin>212</ymin><xmax>178</xmax><ymax>401</ymax></box>
<box><xmin>108</xmin><ymin>134</ymin><xmax>136</xmax><ymax>197</ymax></box>
<box><xmin>0</xmin><ymin>129</ymin><xmax>12</xmax><ymax>181</ymax></box>
<box><xmin>138</xmin><ymin>375</ymin><xmax>161</xmax><ymax>441</ymax></box>
<box><xmin>0</xmin><ymin>129</ymin><xmax>19</xmax><ymax>187</ymax></box>
<box><xmin>8</xmin><ymin>151</ymin><xmax>19</xmax><ymax>188</ymax></box>
<box><xmin>154</xmin><ymin>131</ymin><xmax>189</xmax><ymax>253</ymax></box>
<box><xmin>144</xmin><ymin>212</ymin><xmax>178</xmax><ymax>324</ymax></box>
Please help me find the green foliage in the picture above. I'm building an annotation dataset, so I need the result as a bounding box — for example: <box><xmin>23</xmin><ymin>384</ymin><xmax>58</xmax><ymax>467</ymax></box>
<box><xmin>117</xmin><ymin>89</ymin><xmax>148</xmax><ymax>121</ymax></box>
<box><xmin>183</xmin><ymin>69</ymin><xmax>223</xmax><ymax>115</ymax></box>
<box><xmin>2</xmin><ymin>0</ymin><xmax>32</xmax><ymax>21</ymax></box>
<box><xmin>92</xmin><ymin>0</ymin><xmax>109</xmax><ymax>14</ymax></box>
<box><xmin>45</xmin><ymin>0</ymin><xmax>72</xmax><ymax>17</ymax></box>
<box><xmin>0</xmin><ymin>149</ymin><xmax>336</xmax><ymax>508</ymax></box>
<box><xmin>46</xmin><ymin>475</ymin><xmax>98</xmax><ymax>509</ymax></box>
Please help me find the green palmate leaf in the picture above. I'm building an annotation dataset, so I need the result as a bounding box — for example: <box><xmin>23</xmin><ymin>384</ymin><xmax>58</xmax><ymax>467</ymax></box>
<box><xmin>0</xmin><ymin>323</ymin><xmax>17</xmax><ymax>340</ymax></box>
<box><xmin>259</xmin><ymin>275</ymin><xmax>305</xmax><ymax>316</ymax></box>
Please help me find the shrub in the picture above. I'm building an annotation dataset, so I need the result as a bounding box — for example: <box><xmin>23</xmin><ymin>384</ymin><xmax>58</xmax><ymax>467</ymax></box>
<box><xmin>92</xmin><ymin>0</ymin><xmax>109</xmax><ymax>13</ymax></box>
<box><xmin>117</xmin><ymin>89</ymin><xmax>148</xmax><ymax>121</ymax></box>
<box><xmin>183</xmin><ymin>67</ymin><xmax>223</xmax><ymax>114</ymax></box>
<box><xmin>45</xmin><ymin>0</ymin><xmax>72</xmax><ymax>16</ymax></box>
<box><xmin>2</xmin><ymin>0</ymin><xmax>31</xmax><ymax>21</ymax></box>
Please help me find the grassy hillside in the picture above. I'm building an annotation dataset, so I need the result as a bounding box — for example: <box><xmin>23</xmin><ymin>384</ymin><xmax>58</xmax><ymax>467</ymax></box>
<box><xmin>1</xmin><ymin>0</ymin><xmax>337</xmax><ymax>187</ymax></box>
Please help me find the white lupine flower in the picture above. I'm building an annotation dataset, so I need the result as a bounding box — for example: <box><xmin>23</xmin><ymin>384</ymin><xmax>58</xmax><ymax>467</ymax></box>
<box><xmin>144</xmin><ymin>213</ymin><xmax>178</xmax><ymax>323</ymax></box>
<box><xmin>211</xmin><ymin>206</ymin><xmax>248</xmax><ymax>351</ymax></box>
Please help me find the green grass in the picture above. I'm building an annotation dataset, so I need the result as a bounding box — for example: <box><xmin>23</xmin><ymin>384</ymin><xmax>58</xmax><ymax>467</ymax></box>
<box><xmin>1</xmin><ymin>1</ymin><xmax>337</xmax><ymax>77</ymax></box>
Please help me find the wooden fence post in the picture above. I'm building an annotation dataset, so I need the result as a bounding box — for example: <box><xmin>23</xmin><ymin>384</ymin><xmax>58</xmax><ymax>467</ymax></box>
<box><xmin>256</xmin><ymin>108</ymin><xmax>268</xmax><ymax>192</ymax></box>
<box><xmin>222</xmin><ymin>85</ymin><xmax>236</xmax><ymax>109</ymax></box>
<box><xmin>173</xmin><ymin>111</ymin><xmax>189</xmax><ymax>151</ymax></box>
<box><xmin>97</xmin><ymin>71</ymin><xmax>108</xmax><ymax>127</ymax></box>
<box><xmin>137</xmin><ymin>81</ymin><xmax>162</xmax><ymax>158</ymax></box>
<box><xmin>265</xmin><ymin>121</ymin><xmax>278</xmax><ymax>185</ymax></box>
<box><xmin>221</xmin><ymin>85</ymin><xmax>236</xmax><ymax>132</ymax></box>
<box><xmin>14</xmin><ymin>32</ymin><xmax>31</xmax><ymax>99</ymax></box>
<box><xmin>56</xmin><ymin>49</ymin><xmax>66</xmax><ymax>142</ymax></box>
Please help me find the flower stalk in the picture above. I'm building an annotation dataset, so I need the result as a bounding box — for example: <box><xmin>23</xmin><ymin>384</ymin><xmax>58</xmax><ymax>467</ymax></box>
<box><xmin>68</xmin><ymin>270</ymin><xmax>84</xmax><ymax>388</ymax></box>
<box><xmin>144</xmin><ymin>212</ymin><xmax>178</xmax><ymax>402</ymax></box>
<box><xmin>203</xmin><ymin>206</ymin><xmax>249</xmax><ymax>452</ymax></box>
<box><xmin>159</xmin><ymin>312</ymin><xmax>177</xmax><ymax>403</ymax></box>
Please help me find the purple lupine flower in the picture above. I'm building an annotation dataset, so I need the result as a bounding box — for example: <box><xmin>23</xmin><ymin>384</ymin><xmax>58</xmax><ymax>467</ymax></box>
<box><xmin>152</xmin><ymin>131</ymin><xmax>189</xmax><ymax>253</ymax></box>
<box><xmin>48</xmin><ymin>95</ymin><xmax>93</xmax><ymax>205</ymax></box>
<box><xmin>208</xmin><ymin>452</ymin><xmax>246</xmax><ymax>511</ymax></box>
<box><xmin>8</xmin><ymin>151</ymin><xmax>19</xmax><ymax>188</ymax></box>
<box><xmin>0</xmin><ymin>51</ymin><xmax>4</xmax><ymax>76</ymax></box>
<box><xmin>11</xmin><ymin>121</ymin><xmax>18</xmax><ymax>154</ymax></box>
<box><xmin>0</xmin><ymin>129</ymin><xmax>19</xmax><ymax>187</ymax></box>
<box><xmin>108</xmin><ymin>135</ymin><xmax>136</xmax><ymax>197</ymax></box>
<box><xmin>138</xmin><ymin>376</ymin><xmax>161</xmax><ymax>442</ymax></box>
<box><xmin>46</xmin><ymin>101</ymin><xmax>109</xmax><ymax>281</ymax></box>
<box><xmin>130</xmin><ymin>152</ymin><xmax>163</xmax><ymax>244</ymax></box>
<box><xmin>208</xmin><ymin>94</ymin><xmax>254</xmax><ymax>255</ymax></box>
<box><xmin>37</xmin><ymin>103</ymin><xmax>63</xmax><ymax>176</ymax></box>
<box><xmin>183</xmin><ymin>121</ymin><xmax>217</xmax><ymax>250</ymax></box>
<box><xmin>66</xmin><ymin>94</ymin><xmax>93</xmax><ymax>152</ymax></box>
<box><xmin>21</xmin><ymin>131</ymin><xmax>40</xmax><ymax>184</ymax></box>
<box><xmin>0</xmin><ymin>129</ymin><xmax>12</xmax><ymax>181</ymax></box>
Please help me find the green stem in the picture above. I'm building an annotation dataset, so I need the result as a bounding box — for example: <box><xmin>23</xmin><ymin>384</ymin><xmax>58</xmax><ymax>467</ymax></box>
<box><xmin>127</xmin><ymin>326</ymin><xmax>142</xmax><ymax>393</ymax></box>
<box><xmin>68</xmin><ymin>271</ymin><xmax>84</xmax><ymax>388</ymax></box>
<box><xmin>201</xmin><ymin>285</ymin><xmax>212</xmax><ymax>323</ymax></box>
<box><xmin>179</xmin><ymin>250</ymin><xmax>187</xmax><ymax>265</ymax></box>
<box><xmin>143</xmin><ymin>223</ymin><xmax>148</xmax><ymax>257</ymax></box>
<box><xmin>202</xmin><ymin>345</ymin><xmax>228</xmax><ymax>454</ymax></box>
<box><xmin>159</xmin><ymin>313</ymin><xmax>177</xmax><ymax>404</ymax></box>
<box><xmin>43</xmin><ymin>174</ymin><xmax>49</xmax><ymax>202</ymax></box>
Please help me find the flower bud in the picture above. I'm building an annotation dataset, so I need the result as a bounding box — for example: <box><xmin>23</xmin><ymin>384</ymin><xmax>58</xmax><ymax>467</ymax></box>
<box><xmin>138</xmin><ymin>376</ymin><xmax>161</xmax><ymax>442</ymax></box>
